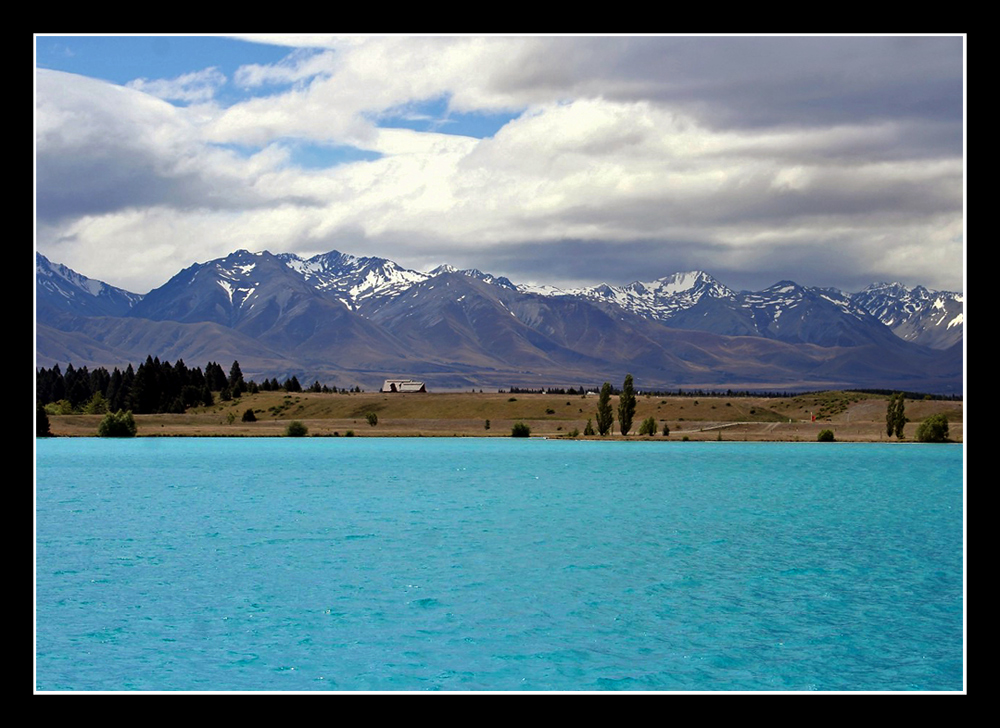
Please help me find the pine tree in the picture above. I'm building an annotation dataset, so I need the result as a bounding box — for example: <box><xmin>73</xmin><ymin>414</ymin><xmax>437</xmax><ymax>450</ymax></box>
<box><xmin>596</xmin><ymin>382</ymin><xmax>614</xmax><ymax>436</ymax></box>
<box><xmin>36</xmin><ymin>402</ymin><xmax>51</xmax><ymax>437</ymax></box>
<box><xmin>229</xmin><ymin>360</ymin><xmax>246</xmax><ymax>395</ymax></box>
<box><xmin>617</xmin><ymin>374</ymin><xmax>637</xmax><ymax>436</ymax></box>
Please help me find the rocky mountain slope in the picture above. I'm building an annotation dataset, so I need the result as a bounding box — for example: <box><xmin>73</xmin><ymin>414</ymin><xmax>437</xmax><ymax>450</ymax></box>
<box><xmin>35</xmin><ymin>249</ymin><xmax>964</xmax><ymax>393</ymax></box>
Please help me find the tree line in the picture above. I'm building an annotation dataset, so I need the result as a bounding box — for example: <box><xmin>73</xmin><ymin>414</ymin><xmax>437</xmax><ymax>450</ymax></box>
<box><xmin>36</xmin><ymin>357</ymin><xmax>357</xmax><ymax>415</ymax></box>
<box><xmin>507</xmin><ymin>385</ymin><xmax>961</xmax><ymax>401</ymax></box>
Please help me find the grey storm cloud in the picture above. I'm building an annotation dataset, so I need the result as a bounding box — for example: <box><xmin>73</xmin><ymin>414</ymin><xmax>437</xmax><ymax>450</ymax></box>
<box><xmin>35</xmin><ymin>70</ymin><xmax>317</xmax><ymax>224</ymax></box>
<box><xmin>491</xmin><ymin>36</ymin><xmax>963</xmax><ymax>134</ymax></box>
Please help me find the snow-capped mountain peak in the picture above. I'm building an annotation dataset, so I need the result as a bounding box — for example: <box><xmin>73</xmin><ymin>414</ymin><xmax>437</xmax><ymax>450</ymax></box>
<box><xmin>562</xmin><ymin>270</ymin><xmax>735</xmax><ymax>322</ymax></box>
<box><xmin>850</xmin><ymin>281</ymin><xmax>963</xmax><ymax>349</ymax></box>
<box><xmin>36</xmin><ymin>252</ymin><xmax>143</xmax><ymax>317</ymax></box>
<box><xmin>276</xmin><ymin>250</ymin><xmax>431</xmax><ymax>309</ymax></box>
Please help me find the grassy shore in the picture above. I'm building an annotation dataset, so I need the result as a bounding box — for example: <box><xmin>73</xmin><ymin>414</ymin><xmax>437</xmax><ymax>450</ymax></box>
<box><xmin>44</xmin><ymin>390</ymin><xmax>963</xmax><ymax>442</ymax></box>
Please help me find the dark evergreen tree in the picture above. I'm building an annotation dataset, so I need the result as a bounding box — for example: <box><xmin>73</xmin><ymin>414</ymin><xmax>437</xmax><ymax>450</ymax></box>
<box><xmin>205</xmin><ymin>361</ymin><xmax>228</xmax><ymax>391</ymax></box>
<box><xmin>186</xmin><ymin>365</ymin><xmax>206</xmax><ymax>390</ymax></box>
<box><xmin>181</xmin><ymin>384</ymin><xmax>202</xmax><ymax>409</ymax></box>
<box><xmin>229</xmin><ymin>360</ymin><xmax>246</xmax><ymax>395</ymax></box>
<box><xmin>103</xmin><ymin>368</ymin><xmax>121</xmax><ymax>411</ymax></box>
<box><xmin>36</xmin><ymin>401</ymin><xmax>51</xmax><ymax>437</ymax></box>
<box><xmin>617</xmin><ymin>374</ymin><xmax>637</xmax><ymax>436</ymax></box>
<box><xmin>129</xmin><ymin>356</ymin><xmax>160</xmax><ymax>414</ymax></box>
<box><xmin>37</xmin><ymin>364</ymin><xmax>65</xmax><ymax>404</ymax></box>
<box><xmin>89</xmin><ymin>367</ymin><xmax>110</xmax><ymax>401</ymax></box>
<box><xmin>121</xmin><ymin>364</ymin><xmax>135</xmax><ymax>407</ymax></box>
<box><xmin>596</xmin><ymin>382</ymin><xmax>614</xmax><ymax>436</ymax></box>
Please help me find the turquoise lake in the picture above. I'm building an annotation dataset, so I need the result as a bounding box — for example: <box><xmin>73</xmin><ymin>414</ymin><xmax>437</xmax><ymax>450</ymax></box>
<box><xmin>35</xmin><ymin>438</ymin><xmax>965</xmax><ymax>692</ymax></box>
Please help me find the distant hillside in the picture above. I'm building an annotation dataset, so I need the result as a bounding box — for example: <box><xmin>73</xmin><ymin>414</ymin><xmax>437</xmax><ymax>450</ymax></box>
<box><xmin>35</xmin><ymin>248</ymin><xmax>964</xmax><ymax>394</ymax></box>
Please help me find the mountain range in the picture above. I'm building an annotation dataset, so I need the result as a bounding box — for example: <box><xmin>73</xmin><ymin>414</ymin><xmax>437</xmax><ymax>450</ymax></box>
<box><xmin>35</xmin><ymin>249</ymin><xmax>964</xmax><ymax>394</ymax></box>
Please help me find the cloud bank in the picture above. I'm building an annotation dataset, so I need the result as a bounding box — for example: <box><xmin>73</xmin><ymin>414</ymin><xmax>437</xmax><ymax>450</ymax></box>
<box><xmin>35</xmin><ymin>35</ymin><xmax>965</xmax><ymax>295</ymax></box>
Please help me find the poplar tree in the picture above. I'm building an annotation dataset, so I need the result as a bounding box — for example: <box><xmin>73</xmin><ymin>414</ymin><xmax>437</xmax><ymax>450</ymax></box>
<box><xmin>596</xmin><ymin>382</ymin><xmax>614</xmax><ymax>436</ymax></box>
<box><xmin>886</xmin><ymin>393</ymin><xmax>907</xmax><ymax>439</ymax></box>
<box><xmin>617</xmin><ymin>374</ymin><xmax>637</xmax><ymax>436</ymax></box>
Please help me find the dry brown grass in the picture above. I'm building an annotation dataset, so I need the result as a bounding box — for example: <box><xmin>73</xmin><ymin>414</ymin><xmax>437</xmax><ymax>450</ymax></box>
<box><xmin>46</xmin><ymin>390</ymin><xmax>963</xmax><ymax>442</ymax></box>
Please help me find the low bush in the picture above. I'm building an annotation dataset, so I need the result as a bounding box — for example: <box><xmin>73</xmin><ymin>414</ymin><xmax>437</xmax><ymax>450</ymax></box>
<box><xmin>97</xmin><ymin>409</ymin><xmax>137</xmax><ymax>437</ymax></box>
<box><xmin>511</xmin><ymin>422</ymin><xmax>531</xmax><ymax>437</ymax></box>
<box><xmin>285</xmin><ymin>420</ymin><xmax>308</xmax><ymax>437</ymax></box>
<box><xmin>916</xmin><ymin>414</ymin><xmax>950</xmax><ymax>443</ymax></box>
<box><xmin>817</xmin><ymin>429</ymin><xmax>835</xmax><ymax>442</ymax></box>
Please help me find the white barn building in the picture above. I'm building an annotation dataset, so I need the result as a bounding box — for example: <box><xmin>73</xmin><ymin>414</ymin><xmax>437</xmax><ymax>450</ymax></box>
<box><xmin>381</xmin><ymin>379</ymin><xmax>427</xmax><ymax>393</ymax></box>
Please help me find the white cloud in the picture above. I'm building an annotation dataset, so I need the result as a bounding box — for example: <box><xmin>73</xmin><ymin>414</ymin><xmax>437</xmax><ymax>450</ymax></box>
<box><xmin>233</xmin><ymin>48</ymin><xmax>337</xmax><ymax>89</ymax></box>
<box><xmin>126</xmin><ymin>67</ymin><xmax>228</xmax><ymax>103</ymax></box>
<box><xmin>35</xmin><ymin>36</ymin><xmax>965</xmax><ymax>295</ymax></box>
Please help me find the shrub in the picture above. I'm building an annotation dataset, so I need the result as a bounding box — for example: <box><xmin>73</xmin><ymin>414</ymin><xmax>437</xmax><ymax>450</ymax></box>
<box><xmin>97</xmin><ymin>409</ymin><xmax>137</xmax><ymax>437</ymax></box>
<box><xmin>583</xmin><ymin>418</ymin><xmax>595</xmax><ymax>436</ymax></box>
<box><xmin>242</xmin><ymin>408</ymin><xmax>256</xmax><ymax>423</ymax></box>
<box><xmin>84</xmin><ymin>392</ymin><xmax>108</xmax><ymax>415</ymax></box>
<box><xmin>638</xmin><ymin>416</ymin><xmax>657</xmax><ymax>436</ymax></box>
<box><xmin>916</xmin><ymin>414</ymin><xmax>950</xmax><ymax>443</ymax></box>
<box><xmin>511</xmin><ymin>422</ymin><xmax>531</xmax><ymax>437</ymax></box>
<box><xmin>484</xmin><ymin>419</ymin><xmax>491</xmax><ymax>430</ymax></box>
<box><xmin>366</xmin><ymin>412</ymin><xmax>378</xmax><ymax>427</ymax></box>
<box><xmin>285</xmin><ymin>420</ymin><xmax>308</xmax><ymax>437</ymax></box>
<box><xmin>661</xmin><ymin>422</ymin><xmax>670</xmax><ymax>437</ymax></box>
<box><xmin>817</xmin><ymin>429</ymin><xmax>836</xmax><ymax>442</ymax></box>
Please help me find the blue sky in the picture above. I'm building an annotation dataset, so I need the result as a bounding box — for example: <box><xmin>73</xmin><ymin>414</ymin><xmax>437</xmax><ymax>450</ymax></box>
<box><xmin>36</xmin><ymin>36</ymin><xmax>520</xmax><ymax>168</ymax></box>
<box><xmin>35</xmin><ymin>34</ymin><xmax>965</xmax><ymax>295</ymax></box>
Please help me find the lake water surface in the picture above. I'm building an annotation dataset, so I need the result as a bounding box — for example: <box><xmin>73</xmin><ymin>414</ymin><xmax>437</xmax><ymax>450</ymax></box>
<box><xmin>35</xmin><ymin>438</ymin><xmax>964</xmax><ymax>691</ymax></box>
